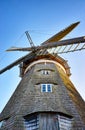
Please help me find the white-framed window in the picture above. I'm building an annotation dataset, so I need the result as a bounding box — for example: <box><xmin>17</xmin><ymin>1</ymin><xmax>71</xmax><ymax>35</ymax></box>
<box><xmin>41</xmin><ymin>70</ymin><xmax>51</xmax><ymax>75</ymax></box>
<box><xmin>41</xmin><ymin>84</ymin><xmax>52</xmax><ymax>92</ymax></box>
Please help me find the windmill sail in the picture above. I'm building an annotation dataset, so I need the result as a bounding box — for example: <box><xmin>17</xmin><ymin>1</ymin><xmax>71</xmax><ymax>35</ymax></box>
<box><xmin>42</xmin><ymin>21</ymin><xmax>80</xmax><ymax>44</ymax></box>
<box><xmin>43</xmin><ymin>36</ymin><xmax>85</xmax><ymax>54</ymax></box>
<box><xmin>40</xmin><ymin>36</ymin><xmax>85</xmax><ymax>49</ymax></box>
<box><xmin>0</xmin><ymin>52</ymin><xmax>35</xmax><ymax>74</ymax></box>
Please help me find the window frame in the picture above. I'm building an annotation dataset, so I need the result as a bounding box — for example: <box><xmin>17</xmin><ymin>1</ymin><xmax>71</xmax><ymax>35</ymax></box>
<box><xmin>42</xmin><ymin>70</ymin><xmax>50</xmax><ymax>75</ymax></box>
<box><xmin>41</xmin><ymin>84</ymin><xmax>52</xmax><ymax>92</ymax></box>
<box><xmin>38</xmin><ymin>69</ymin><xmax>52</xmax><ymax>75</ymax></box>
<box><xmin>57</xmin><ymin>115</ymin><xmax>73</xmax><ymax>130</ymax></box>
<box><xmin>0</xmin><ymin>120</ymin><xmax>7</xmax><ymax>128</ymax></box>
<box><xmin>24</xmin><ymin>114</ymin><xmax>39</xmax><ymax>130</ymax></box>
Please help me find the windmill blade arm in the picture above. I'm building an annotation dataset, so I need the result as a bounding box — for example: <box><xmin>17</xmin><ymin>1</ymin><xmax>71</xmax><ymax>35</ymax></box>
<box><xmin>7</xmin><ymin>36</ymin><xmax>85</xmax><ymax>52</ymax></box>
<box><xmin>42</xmin><ymin>21</ymin><xmax>80</xmax><ymax>45</ymax></box>
<box><xmin>0</xmin><ymin>52</ymin><xmax>35</xmax><ymax>74</ymax></box>
<box><xmin>6</xmin><ymin>47</ymin><xmax>33</xmax><ymax>52</ymax></box>
<box><xmin>25</xmin><ymin>31</ymin><xmax>35</xmax><ymax>47</ymax></box>
<box><xmin>14</xmin><ymin>36</ymin><xmax>85</xmax><ymax>51</ymax></box>
<box><xmin>40</xmin><ymin>36</ymin><xmax>85</xmax><ymax>49</ymax></box>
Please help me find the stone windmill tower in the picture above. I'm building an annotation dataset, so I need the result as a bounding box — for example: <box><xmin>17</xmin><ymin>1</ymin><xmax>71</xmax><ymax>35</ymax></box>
<box><xmin>0</xmin><ymin>22</ymin><xmax>85</xmax><ymax>130</ymax></box>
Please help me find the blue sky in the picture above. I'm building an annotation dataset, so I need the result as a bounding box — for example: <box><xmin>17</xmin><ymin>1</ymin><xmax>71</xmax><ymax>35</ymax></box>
<box><xmin>0</xmin><ymin>0</ymin><xmax>85</xmax><ymax>113</ymax></box>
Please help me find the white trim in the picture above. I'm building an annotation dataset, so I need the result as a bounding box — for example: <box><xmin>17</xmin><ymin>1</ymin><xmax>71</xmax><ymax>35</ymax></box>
<box><xmin>24</xmin><ymin>59</ymin><xmax>66</xmax><ymax>74</ymax></box>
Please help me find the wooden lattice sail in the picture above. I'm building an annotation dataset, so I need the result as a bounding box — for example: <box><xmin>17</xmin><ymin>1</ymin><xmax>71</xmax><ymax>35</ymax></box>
<box><xmin>0</xmin><ymin>22</ymin><xmax>85</xmax><ymax>130</ymax></box>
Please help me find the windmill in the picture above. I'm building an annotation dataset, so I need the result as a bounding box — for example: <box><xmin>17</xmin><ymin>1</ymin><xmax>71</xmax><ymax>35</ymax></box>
<box><xmin>0</xmin><ymin>22</ymin><xmax>85</xmax><ymax>130</ymax></box>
